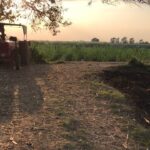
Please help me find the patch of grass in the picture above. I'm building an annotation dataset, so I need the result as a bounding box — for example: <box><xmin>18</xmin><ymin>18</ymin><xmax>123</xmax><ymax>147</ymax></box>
<box><xmin>128</xmin><ymin>57</ymin><xmax>145</xmax><ymax>67</ymax></box>
<box><xmin>31</xmin><ymin>47</ymin><xmax>48</xmax><ymax>63</ymax></box>
<box><xmin>62</xmin><ymin>143</ymin><xmax>77</xmax><ymax>150</ymax></box>
<box><xmin>62</xmin><ymin>142</ymin><xmax>93</xmax><ymax>150</ymax></box>
<box><xmin>56</xmin><ymin>109</ymin><xmax>66</xmax><ymax>117</ymax></box>
<box><xmin>63</xmin><ymin>118</ymin><xmax>80</xmax><ymax>131</ymax></box>
<box><xmin>92</xmin><ymin>81</ymin><xmax>107</xmax><ymax>87</ymax></box>
<box><xmin>131</xmin><ymin>125</ymin><xmax>150</xmax><ymax>148</ymax></box>
<box><xmin>96</xmin><ymin>89</ymin><xmax>125</xmax><ymax>100</ymax></box>
<box><xmin>110</xmin><ymin>103</ymin><xmax>132</xmax><ymax>117</ymax></box>
<box><xmin>62</xmin><ymin>118</ymin><xmax>94</xmax><ymax>150</ymax></box>
<box><xmin>92</xmin><ymin>81</ymin><xmax>129</xmax><ymax>115</ymax></box>
<box><xmin>49</xmin><ymin>60</ymin><xmax>65</xmax><ymax>64</ymax></box>
<box><xmin>62</xmin><ymin>130</ymin><xmax>94</xmax><ymax>150</ymax></box>
<box><xmin>63</xmin><ymin>129</ymin><xmax>87</xmax><ymax>142</ymax></box>
<box><xmin>110</xmin><ymin>103</ymin><xmax>122</xmax><ymax>110</ymax></box>
<box><xmin>99</xmin><ymin>64</ymin><xmax>150</xmax><ymax>149</ymax></box>
<box><xmin>79</xmin><ymin>141</ymin><xmax>93</xmax><ymax>150</ymax></box>
<box><xmin>92</xmin><ymin>80</ymin><xmax>126</xmax><ymax>101</ymax></box>
<box><xmin>52</xmin><ymin>99</ymin><xmax>75</xmax><ymax>118</ymax></box>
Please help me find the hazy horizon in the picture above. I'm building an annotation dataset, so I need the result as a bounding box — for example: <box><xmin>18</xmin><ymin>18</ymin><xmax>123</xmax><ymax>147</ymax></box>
<box><xmin>5</xmin><ymin>1</ymin><xmax>150</xmax><ymax>42</ymax></box>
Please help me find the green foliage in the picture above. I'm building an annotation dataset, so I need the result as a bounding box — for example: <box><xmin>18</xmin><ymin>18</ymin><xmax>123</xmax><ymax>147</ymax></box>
<box><xmin>31</xmin><ymin>42</ymin><xmax>150</xmax><ymax>63</ymax></box>
<box><xmin>96</xmin><ymin>89</ymin><xmax>125</xmax><ymax>100</ymax></box>
<box><xmin>0</xmin><ymin>0</ymin><xmax>70</xmax><ymax>35</ymax></box>
<box><xmin>131</xmin><ymin>125</ymin><xmax>150</xmax><ymax>147</ymax></box>
<box><xmin>128</xmin><ymin>57</ymin><xmax>145</xmax><ymax>67</ymax></box>
<box><xmin>31</xmin><ymin>47</ymin><xmax>47</xmax><ymax>63</ymax></box>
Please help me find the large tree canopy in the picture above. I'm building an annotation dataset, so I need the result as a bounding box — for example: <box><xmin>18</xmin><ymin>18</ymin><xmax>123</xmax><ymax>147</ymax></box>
<box><xmin>0</xmin><ymin>0</ymin><xmax>69</xmax><ymax>35</ymax></box>
<box><xmin>0</xmin><ymin>0</ymin><xmax>150</xmax><ymax>35</ymax></box>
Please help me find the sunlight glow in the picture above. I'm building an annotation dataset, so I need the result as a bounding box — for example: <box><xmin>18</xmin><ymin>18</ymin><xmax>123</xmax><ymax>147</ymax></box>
<box><xmin>3</xmin><ymin>1</ymin><xmax>150</xmax><ymax>42</ymax></box>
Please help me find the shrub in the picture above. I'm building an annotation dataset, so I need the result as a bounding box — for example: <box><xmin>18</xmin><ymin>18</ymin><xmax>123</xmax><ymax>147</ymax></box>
<box><xmin>128</xmin><ymin>57</ymin><xmax>145</xmax><ymax>67</ymax></box>
<box><xmin>31</xmin><ymin>47</ymin><xmax>47</xmax><ymax>63</ymax></box>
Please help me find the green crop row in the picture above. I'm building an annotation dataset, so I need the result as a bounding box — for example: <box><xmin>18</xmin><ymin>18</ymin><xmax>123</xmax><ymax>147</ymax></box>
<box><xmin>31</xmin><ymin>41</ymin><xmax>150</xmax><ymax>63</ymax></box>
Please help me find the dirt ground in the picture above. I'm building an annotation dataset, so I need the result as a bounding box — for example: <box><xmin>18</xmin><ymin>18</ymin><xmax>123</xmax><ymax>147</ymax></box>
<box><xmin>0</xmin><ymin>62</ymin><xmax>149</xmax><ymax>150</ymax></box>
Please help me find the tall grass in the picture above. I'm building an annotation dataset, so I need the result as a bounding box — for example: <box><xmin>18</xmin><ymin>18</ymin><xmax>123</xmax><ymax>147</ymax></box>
<box><xmin>31</xmin><ymin>41</ymin><xmax>150</xmax><ymax>62</ymax></box>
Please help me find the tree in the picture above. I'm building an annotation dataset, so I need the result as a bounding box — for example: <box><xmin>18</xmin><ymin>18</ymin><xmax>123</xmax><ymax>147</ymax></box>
<box><xmin>0</xmin><ymin>0</ymin><xmax>150</xmax><ymax>34</ymax></box>
<box><xmin>121</xmin><ymin>37</ymin><xmax>128</xmax><ymax>44</ymax></box>
<box><xmin>0</xmin><ymin>0</ymin><xmax>70</xmax><ymax>35</ymax></box>
<box><xmin>144</xmin><ymin>41</ymin><xmax>149</xmax><ymax>44</ymax></box>
<box><xmin>139</xmin><ymin>39</ymin><xmax>144</xmax><ymax>44</ymax></box>
<box><xmin>110</xmin><ymin>37</ymin><xmax>116</xmax><ymax>44</ymax></box>
<box><xmin>129</xmin><ymin>38</ymin><xmax>135</xmax><ymax>44</ymax></box>
<box><xmin>116</xmin><ymin>38</ymin><xmax>119</xmax><ymax>44</ymax></box>
<box><xmin>91</xmin><ymin>37</ymin><xmax>100</xmax><ymax>42</ymax></box>
<box><xmin>110</xmin><ymin>37</ymin><xmax>119</xmax><ymax>44</ymax></box>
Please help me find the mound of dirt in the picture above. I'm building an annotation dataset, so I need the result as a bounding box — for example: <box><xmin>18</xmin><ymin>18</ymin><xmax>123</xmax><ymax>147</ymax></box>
<box><xmin>101</xmin><ymin>64</ymin><xmax>150</xmax><ymax>125</ymax></box>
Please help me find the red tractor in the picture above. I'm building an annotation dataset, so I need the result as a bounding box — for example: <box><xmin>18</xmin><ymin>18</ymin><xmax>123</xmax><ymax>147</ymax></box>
<box><xmin>0</xmin><ymin>23</ymin><xmax>30</xmax><ymax>70</ymax></box>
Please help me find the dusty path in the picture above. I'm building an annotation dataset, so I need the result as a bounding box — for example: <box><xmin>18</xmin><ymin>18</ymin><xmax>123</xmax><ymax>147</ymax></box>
<box><xmin>0</xmin><ymin>62</ymin><xmax>137</xmax><ymax>150</ymax></box>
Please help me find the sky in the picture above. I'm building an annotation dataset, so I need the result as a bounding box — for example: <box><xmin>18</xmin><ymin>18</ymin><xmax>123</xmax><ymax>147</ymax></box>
<box><xmin>5</xmin><ymin>0</ymin><xmax>150</xmax><ymax>42</ymax></box>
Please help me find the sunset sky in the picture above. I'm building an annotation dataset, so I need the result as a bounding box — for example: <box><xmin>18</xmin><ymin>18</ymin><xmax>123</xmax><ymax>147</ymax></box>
<box><xmin>5</xmin><ymin>1</ymin><xmax>150</xmax><ymax>42</ymax></box>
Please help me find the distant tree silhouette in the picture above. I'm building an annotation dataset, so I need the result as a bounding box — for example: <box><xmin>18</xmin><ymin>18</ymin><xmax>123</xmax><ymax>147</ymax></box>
<box><xmin>110</xmin><ymin>37</ymin><xmax>116</xmax><ymax>44</ymax></box>
<box><xmin>129</xmin><ymin>38</ymin><xmax>135</xmax><ymax>44</ymax></box>
<box><xmin>110</xmin><ymin>37</ymin><xmax>119</xmax><ymax>44</ymax></box>
<box><xmin>121</xmin><ymin>37</ymin><xmax>128</xmax><ymax>44</ymax></box>
<box><xmin>116</xmin><ymin>38</ymin><xmax>119</xmax><ymax>44</ymax></box>
<box><xmin>91</xmin><ymin>37</ymin><xmax>100</xmax><ymax>42</ymax></box>
<box><xmin>144</xmin><ymin>41</ymin><xmax>149</xmax><ymax>44</ymax></box>
<box><xmin>139</xmin><ymin>39</ymin><xmax>144</xmax><ymax>44</ymax></box>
